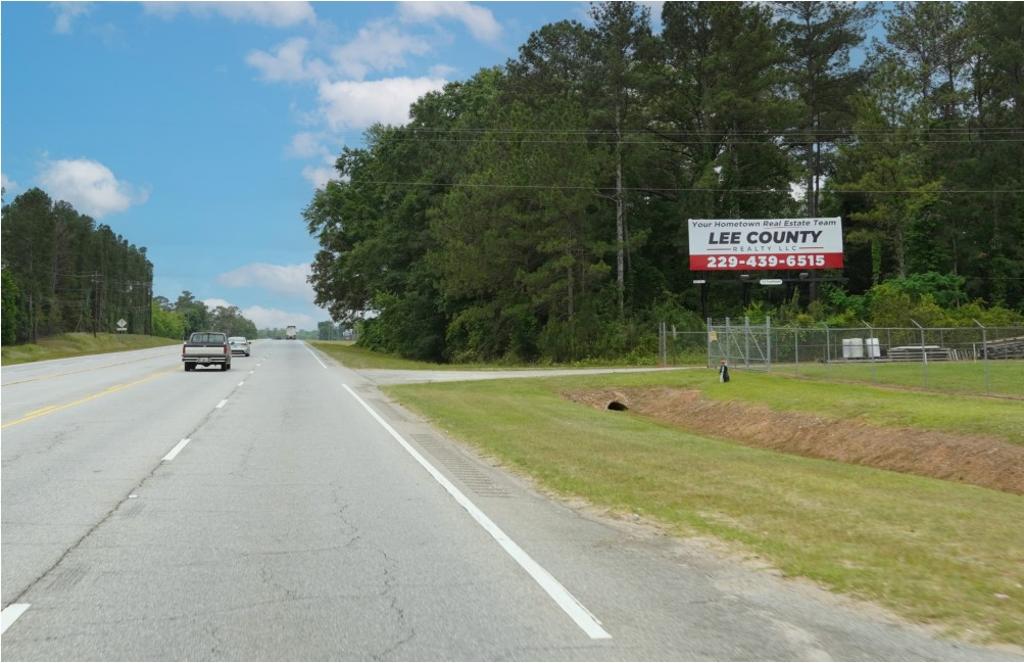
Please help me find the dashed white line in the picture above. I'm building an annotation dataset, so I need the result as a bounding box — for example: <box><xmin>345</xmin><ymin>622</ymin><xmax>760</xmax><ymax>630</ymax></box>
<box><xmin>1</xmin><ymin>604</ymin><xmax>30</xmax><ymax>634</ymax></box>
<box><xmin>304</xmin><ymin>343</ymin><xmax>327</xmax><ymax>368</ymax></box>
<box><xmin>238</xmin><ymin>381</ymin><xmax>245</xmax><ymax>387</ymax></box>
<box><xmin>249</xmin><ymin>370</ymin><xmax>255</xmax><ymax>375</ymax></box>
<box><xmin>162</xmin><ymin>438</ymin><xmax>191</xmax><ymax>462</ymax></box>
<box><xmin>341</xmin><ymin>384</ymin><xmax>611</xmax><ymax>640</ymax></box>
<box><xmin>216</xmin><ymin>399</ymin><xmax>228</xmax><ymax>409</ymax></box>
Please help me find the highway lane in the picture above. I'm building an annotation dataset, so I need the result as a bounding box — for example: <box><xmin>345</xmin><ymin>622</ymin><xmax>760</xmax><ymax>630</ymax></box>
<box><xmin>1</xmin><ymin>345</ymin><xmax>184</xmax><ymax>427</ymax></box>
<box><xmin>1</xmin><ymin>341</ymin><xmax>1016</xmax><ymax>660</ymax></box>
<box><xmin>1</xmin><ymin>344</ymin><xmax>257</xmax><ymax>607</ymax></box>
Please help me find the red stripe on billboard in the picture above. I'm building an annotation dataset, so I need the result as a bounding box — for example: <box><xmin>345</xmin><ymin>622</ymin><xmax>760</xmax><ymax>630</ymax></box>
<box><xmin>689</xmin><ymin>253</ymin><xmax>844</xmax><ymax>271</ymax></box>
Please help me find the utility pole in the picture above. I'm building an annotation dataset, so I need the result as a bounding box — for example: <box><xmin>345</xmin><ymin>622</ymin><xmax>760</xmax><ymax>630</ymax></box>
<box><xmin>92</xmin><ymin>273</ymin><xmax>100</xmax><ymax>337</ymax></box>
<box><xmin>615</xmin><ymin>104</ymin><xmax>625</xmax><ymax>317</ymax></box>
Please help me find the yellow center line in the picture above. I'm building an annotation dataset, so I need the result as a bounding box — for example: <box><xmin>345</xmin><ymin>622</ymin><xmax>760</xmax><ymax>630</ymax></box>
<box><xmin>21</xmin><ymin>404</ymin><xmax>59</xmax><ymax>417</ymax></box>
<box><xmin>1</xmin><ymin>368</ymin><xmax>176</xmax><ymax>429</ymax></box>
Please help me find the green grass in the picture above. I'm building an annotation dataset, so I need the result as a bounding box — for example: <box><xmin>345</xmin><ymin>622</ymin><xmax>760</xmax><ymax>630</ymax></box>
<box><xmin>386</xmin><ymin>371</ymin><xmax>1024</xmax><ymax>644</ymax></box>
<box><xmin>603</xmin><ymin>369</ymin><xmax>1024</xmax><ymax>443</ymax></box>
<box><xmin>786</xmin><ymin>360</ymin><xmax>1024</xmax><ymax>398</ymax></box>
<box><xmin>310</xmin><ymin>340</ymin><xmax>665</xmax><ymax>371</ymax></box>
<box><xmin>1</xmin><ymin>333</ymin><xmax>179</xmax><ymax>365</ymax></box>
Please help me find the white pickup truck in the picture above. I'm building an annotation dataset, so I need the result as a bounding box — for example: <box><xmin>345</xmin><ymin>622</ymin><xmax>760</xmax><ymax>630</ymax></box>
<box><xmin>182</xmin><ymin>331</ymin><xmax>232</xmax><ymax>371</ymax></box>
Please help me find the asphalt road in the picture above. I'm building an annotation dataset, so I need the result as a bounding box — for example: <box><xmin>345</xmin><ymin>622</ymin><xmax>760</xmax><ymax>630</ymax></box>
<box><xmin>1</xmin><ymin>341</ymin><xmax>1016</xmax><ymax>660</ymax></box>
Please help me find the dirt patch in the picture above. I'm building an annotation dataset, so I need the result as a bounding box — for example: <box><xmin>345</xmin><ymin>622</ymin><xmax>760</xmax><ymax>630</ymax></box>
<box><xmin>564</xmin><ymin>388</ymin><xmax>1024</xmax><ymax>495</ymax></box>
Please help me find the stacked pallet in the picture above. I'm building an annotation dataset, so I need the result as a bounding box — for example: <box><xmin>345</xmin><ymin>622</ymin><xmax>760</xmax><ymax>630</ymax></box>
<box><xmin>887</xmin><ymin>345</ymin><xmax>959</xmax><ymax>361</ymax></box>
<box><xmin>984</xmin><ymin>335</ymin><xmax>1024</xmax><ymax>359</ymax></box>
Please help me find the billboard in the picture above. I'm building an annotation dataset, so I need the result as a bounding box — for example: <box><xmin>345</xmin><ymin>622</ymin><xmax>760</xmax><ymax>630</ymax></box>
<box><xmin>688</xmin><ymin>217</ymin><xmax>843</xmax><ymax>271</ymax></box>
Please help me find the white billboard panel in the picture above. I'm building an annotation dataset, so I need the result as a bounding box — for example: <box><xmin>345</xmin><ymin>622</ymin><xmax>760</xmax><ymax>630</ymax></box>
<box><xmin>688</xmin><ymin>218</ymin><xmax>843</xmax><ymax>271</ymax></box>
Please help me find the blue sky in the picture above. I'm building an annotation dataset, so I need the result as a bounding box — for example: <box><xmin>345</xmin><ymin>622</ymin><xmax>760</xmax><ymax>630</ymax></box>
<box><xmin>1</xmin><ymin>1</ymin><xmax>604</xmax><ymax>330</ymax></box>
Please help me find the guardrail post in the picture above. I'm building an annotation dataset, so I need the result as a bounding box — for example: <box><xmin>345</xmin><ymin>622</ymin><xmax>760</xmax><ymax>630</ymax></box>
<box><xmin>974</xmin><ymin>319</ymin><xmax>989</xmax><ymax>394</ymax></box>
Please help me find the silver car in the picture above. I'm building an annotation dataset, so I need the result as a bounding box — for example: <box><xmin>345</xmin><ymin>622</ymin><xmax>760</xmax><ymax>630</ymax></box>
<box><xmin>228</xmin><ymin>336</ymin><xmax>251</xmax><ymax>357</ymax></box>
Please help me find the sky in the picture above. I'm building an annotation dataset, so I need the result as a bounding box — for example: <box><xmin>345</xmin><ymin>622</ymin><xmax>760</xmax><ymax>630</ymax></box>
<box><xmin>1</xmin><ymin>1</ymin><xmax>618</xmax><ymax>330</ymax></box>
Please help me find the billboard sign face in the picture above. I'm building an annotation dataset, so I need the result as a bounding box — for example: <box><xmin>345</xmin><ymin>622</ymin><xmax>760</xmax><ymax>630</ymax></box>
<box><xmin>688</xmin><ymin>217</ymin><xmax>843</xmax><ymax>271</ymax></box>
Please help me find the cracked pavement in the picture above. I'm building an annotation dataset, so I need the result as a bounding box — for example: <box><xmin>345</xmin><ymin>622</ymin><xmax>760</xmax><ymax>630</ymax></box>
<box><xmin>1</xmin><ymin>342</ymin><xmax>1018</xmax><ymax>660</ymax></box>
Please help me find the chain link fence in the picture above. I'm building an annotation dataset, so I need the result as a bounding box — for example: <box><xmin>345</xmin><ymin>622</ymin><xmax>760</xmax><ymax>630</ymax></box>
<box><xmin>658</xmin><ymin>318</ymin><xmax>1024</xmax><ymax>397</ymax></box>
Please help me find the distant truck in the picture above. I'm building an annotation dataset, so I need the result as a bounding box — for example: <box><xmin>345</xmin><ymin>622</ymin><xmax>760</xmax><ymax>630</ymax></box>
<box><xmin>286</xmin><ymin>325</ymin><xmax>297</xmax><ymax>340</ymax></box>
<box><xmin>182</xmin><ymin>331</ymin><xmax>232</xmax><ymax>371</ymax></box>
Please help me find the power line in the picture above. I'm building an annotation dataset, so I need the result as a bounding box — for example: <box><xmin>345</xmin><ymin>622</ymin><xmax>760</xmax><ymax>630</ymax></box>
<box><xmin>343</xmin><ymin>179</ymin><xmax>1023</xmax><ymax>195</ymax></box>
<box><xmin>377</xmin><ymin>135</ymin><xmax>1024</xmax><ymax>146</ymax></box>
<box><xmin>398</xmin><ymin>126</ymin><xmax>1023</xmax><ymax>136</ymax></box>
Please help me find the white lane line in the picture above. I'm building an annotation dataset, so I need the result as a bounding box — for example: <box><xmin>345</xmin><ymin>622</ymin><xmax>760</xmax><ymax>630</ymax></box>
<box><xmin>341</xmin><ymin>384</ymin><xmax>611</xmax><ymax>640</ymax></box>
<box><xmin>1</xmin><ymin>604</ymin><xmax>30</xmax><ymax>634</ymax></box>
<box><xmin>238</xmin><ymin>381</ymin><xmax>245</xmax><ymax>387</ymax></box>
<box><xmin>304</xmin><ymin>344</ymin><xmax>327</xmax><ymax>369</ymax></box>
<box><xmin>249</xmin><ymin>370</ymin><xmax>255</xmax><ymax>375</ymax></box>
<box><xmin>162</xmin><ymin>438</ymin><xmax>191</xmax><ymax>462</ymax></box>
<box><xmin>216</xmin><ymin>399</ymin><xmax>228</xmax><ymax>409</ymax></box>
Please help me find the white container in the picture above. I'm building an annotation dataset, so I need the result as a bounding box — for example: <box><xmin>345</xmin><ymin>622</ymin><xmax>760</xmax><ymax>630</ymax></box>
<box><xmin>865</xmin><ymin>337</ymin><xmax>881</xmax><ymax>358</ymax></box>
<box><xmin>843</xmin><ymin>338</ymin><xmax>865</xmax><ymax>359</ymax></box>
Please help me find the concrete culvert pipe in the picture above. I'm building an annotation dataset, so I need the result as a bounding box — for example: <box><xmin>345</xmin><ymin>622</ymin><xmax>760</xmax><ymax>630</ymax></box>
<box><xmin>607</xmin><ymin>400</ymin><xmax>629</xmax><ymax>411</ymax></box>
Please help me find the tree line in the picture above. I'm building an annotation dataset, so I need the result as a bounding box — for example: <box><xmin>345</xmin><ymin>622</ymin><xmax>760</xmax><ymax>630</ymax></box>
<box><xmin>152</xmin><ymin>291</ymin><xmax>259</xmax><ymax>341</ymax></box>
<box><xmin>306</xmin><ymin>1</ymin><xmax>1023</xmax><ymax>363</ymax></box>
<box><xmin>1</xmin><ymin>187</ymin><xmax>261</xmax><ymax>345</ymax></box>
<box><xmin>2</xmin><ymin>188</ymin><xmax>155</xmax><ymax>344</ymax></box>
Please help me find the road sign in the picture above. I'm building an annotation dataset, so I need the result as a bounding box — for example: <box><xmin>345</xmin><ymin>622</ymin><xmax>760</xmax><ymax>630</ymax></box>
<box><xmin>687</xmin><ymin>217</ymin><xmax>843</xmax><ymax>271</ymax></box>
<box><xmin>116</xmin><ymin>319</ymin><xmax>128</xmax><ymax>333</ymax></box>
<box><xmin>759</xmin><ymin>279</ymin><xmax>784</xmax><ymax>286</ymax></box>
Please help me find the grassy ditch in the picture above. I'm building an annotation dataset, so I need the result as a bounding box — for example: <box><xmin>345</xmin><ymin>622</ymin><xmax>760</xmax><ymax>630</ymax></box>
<box><xmin>1</xmin><ymin>333</ymin><xmax>179</xmax><ymax>365</ymax></box>
<box><xmin>386</xmin><ymin>370</ymin><xmax>1024</xmax><ymax>645</ymax></box>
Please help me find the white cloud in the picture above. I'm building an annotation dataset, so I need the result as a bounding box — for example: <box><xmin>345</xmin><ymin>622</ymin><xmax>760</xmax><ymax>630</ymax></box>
<box><xmin>203</xmin><ymin>297</ymin><xmax>234</xmax><ymax>309</ymax></box>
<box><xmin>331</xmin><ymin>22</ymin><xmax>432</xmax><ymax>80</ymax></box>
<box><xmin>53</xmin><ymin>2</ymin><xmax>90</xmax><ymax>34</ymax></box>
<box><xmin>287</xmin><ymin>132</ymin><xmax>326</xmax><ymax>159</ymax></box>
<box><xmin>37</xmin><ymin>158</ymin><xmax>148</xmax><ymax>218</ymax></box>
<box><xmin>1</xmin><ymin>172</ymin><xmax>19</xmax><ymax>194</ymax></box>
<box><xmin>317</xmin><ymin>76</ymin><xmax>446</xmax><ymax>129</ymax></box>
<box><xmin>200</xmin><ymin>297</ymin><xmax>318</xmax><ymax>330</ymax></box>
<box><xmin>242</xmin><ymin>305</ymin><xmax>317</xmax><ymax>330</ymax></box>
<box><xmin>398</xmin><ymin>2</ymin><xmax>501</xmax><ymax>43</ymax></box>
<box><xmin>246</xmin><ymin>38</ymin><xmax>328</xmax><ymax>83</ymax></box>
<box><xmin>302</xmin><ymin>165</ymin><xmax>336</xmax><ymax>190</ymax></box>
<box><xmin>429</xmin><ymin>64</ymin><xmax>457</xmax><ymax>78</ymax></box>
<box><xmin>217</xmin><ymin>262</ymin><xmax>313</xmax><ymax>300</ymax></box>
<box><xmin>144</xmin><ymin>2</ymin><xmax>315</xmax><ymax>27</ymax></box>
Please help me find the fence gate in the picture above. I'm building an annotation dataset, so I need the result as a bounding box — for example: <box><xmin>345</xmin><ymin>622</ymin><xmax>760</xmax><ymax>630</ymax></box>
<box><xmin>707</xmin><ymin>317</ymin><xmax>772</xmax><ymax>370</ymax></box>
